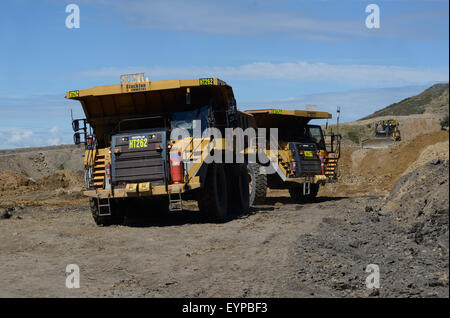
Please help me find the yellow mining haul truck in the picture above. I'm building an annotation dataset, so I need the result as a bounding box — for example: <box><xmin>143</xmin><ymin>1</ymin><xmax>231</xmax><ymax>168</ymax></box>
<box><xmin>66</xmin><ymin>76</ymin><xmax>253</xmax><ymax>225</ymax></box>
<box><xmin>244</xmin><ymin>109</ymin><xmax>341</xmax><ymax>204</ymax></box>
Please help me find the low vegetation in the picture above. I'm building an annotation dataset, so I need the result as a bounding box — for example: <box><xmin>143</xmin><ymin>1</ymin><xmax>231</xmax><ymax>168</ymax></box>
<box><xmin>361</xmin><ymin>83</ymin><xmax>449</xmax><ymax>120</ymax></box>
<box><xmin>325</xmin><ymin>123</ymin><xmax>373</xmax><ymax>145</ymax></box>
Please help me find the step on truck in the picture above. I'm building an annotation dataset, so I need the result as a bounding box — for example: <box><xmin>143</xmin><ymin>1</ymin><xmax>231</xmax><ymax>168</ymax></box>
<box><xmin>66</xmin><ymin>76</ymin><xmax>254</xmax><ymax>225</ymax></box>
<box><xmin>244</xmin><ymin>109</ymin><xmax>341</xmax><ymax>204</ymax></box>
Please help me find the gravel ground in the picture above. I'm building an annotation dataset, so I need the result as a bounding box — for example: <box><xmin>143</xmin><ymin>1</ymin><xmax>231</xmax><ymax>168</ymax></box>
<box><xmin>284</xmin><ymin>160</ymin><xmax>449</xmax><ymax>298</ymax></box>
<box><xmin>0</xmin><ymin>195</ymin><xmax>341</xmax><ymax>298</ymax></box>
<box><xmin>1</xmin><ymin>180</ymin><xmax>447</xmax><ymax>298</ymax></box>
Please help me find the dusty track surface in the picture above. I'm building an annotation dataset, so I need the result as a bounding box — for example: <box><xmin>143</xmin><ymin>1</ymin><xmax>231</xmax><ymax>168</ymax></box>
<box><xmin>1</xmin><ymin>194</ymin><xmax>345</xmax><ymax>297</ymax></box>
<box><xmin>1</xmin><ymin>183</ymin><xmax>448</xmax><ymax>298</ymax></box>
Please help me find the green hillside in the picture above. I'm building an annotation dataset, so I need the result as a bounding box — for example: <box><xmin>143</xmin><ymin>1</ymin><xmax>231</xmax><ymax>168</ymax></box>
<box><xmin>361</xmin><ymin>83</ymin><xmax>449</xmax><ymax>120</ymax></box>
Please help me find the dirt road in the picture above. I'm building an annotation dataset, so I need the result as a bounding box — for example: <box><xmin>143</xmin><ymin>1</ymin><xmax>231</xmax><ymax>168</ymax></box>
<box><xmin>0</xmin><ymin>192</ymin><xmax>343</xmax><ymax>298</ymax></box>
<box><xmin>2</xmin><ymin>183</ymin><xmax>447</xmax><ymax>298</ymax></box>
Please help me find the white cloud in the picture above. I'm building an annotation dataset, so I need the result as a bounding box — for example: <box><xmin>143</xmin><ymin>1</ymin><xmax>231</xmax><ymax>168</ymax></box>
<box><xmin>0</xmin><ymin>128</ymin><xmax>35</xmax><ymax>149</ymax></box>
<box><xmin>0</xmin><ymin>127</ymin><xmax>72</xmax><ymax>150</ymax></box>
<box><xmin>95</xmin><ymin>0</ymin><xmax>448</xmax><ymax>40</ymax></box>
<box><xmin>9</xmin><ymin>130</ymin><xmax>33</xmax><ymax>143</ymax></box>
<box><xmin>78</xmin><ymin>61</ymin><xmax>449</xmax><ymax>87</ymax></box>
<box><xmin>47</xmin><ymin>137</ymin><xmax>60</xmax><ymax>145</ymax></box>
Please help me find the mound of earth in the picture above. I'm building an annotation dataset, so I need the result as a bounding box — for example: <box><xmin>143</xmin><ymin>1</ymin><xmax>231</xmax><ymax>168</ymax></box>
<box><xmin>288</xmin><ymin>159</ymin><xmax>449</xmax><ymax>298</ymax></box>
<box><xmin>0</xmin><ymin>171</ymin><xmax>32</xmax><ymax>192</ymax></box>
<box><xmin>403</xmin><ymin>140</ymin><xmax>449</xmax><ymax>175</ymax></box>
<box><xmin>0</xmin><ymin>169</ymin><xmax>85</xmax><ymax>208</ymax></box>
<box><xmin>0</xmin><ymin>144</ymin><xmax>83</xmax><ymax>179</ymax></box>
<box><xmin>385</xmin><ymin>159</ymin><xmax>449</xmax><ymax>247</ymax></box>
<box><xmin>0</xmin><ymin>170</ymin><xmax>84</xmax><ymax>192</ymax></box>
<box><xmin>335</xmin><ymin>130</ymin><xmax>449</xmax><ymax>195</ymax></box>
<box><xmin>36</xmin><ymin>170</ymin><xmax>84</xmax><ymax>190</ymax></box>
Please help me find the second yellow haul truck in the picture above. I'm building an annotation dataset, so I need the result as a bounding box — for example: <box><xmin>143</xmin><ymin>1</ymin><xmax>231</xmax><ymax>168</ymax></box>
<box><xmin>67</xmin><ymin>76</ymin><xmax>254</xmax><ymax>225</ymax></box>
<box><xmin>245</xmin><ymin>109</ymin><xmax>341</xmax><ymax>204</ymax></box>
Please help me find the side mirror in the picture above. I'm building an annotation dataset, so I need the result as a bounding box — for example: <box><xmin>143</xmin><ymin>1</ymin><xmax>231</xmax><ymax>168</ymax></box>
<box><xmin>207</xmin><ymin>106</ymin><xmax>215</xmax><ymax>127</ymax></box>
<box><xmin>72</xmin><ymin>119</ymin><xmax>80</xmax><ymax>132</ymax></box>
<box><xmin>73</xmin><ymin>132</ymin><xmax>81</xmax><ymax>145</ymax></box>
<box><xmin>186</xmin><ymin>93</ymin><xmax>191</xmax><ymax>105</ymax></box>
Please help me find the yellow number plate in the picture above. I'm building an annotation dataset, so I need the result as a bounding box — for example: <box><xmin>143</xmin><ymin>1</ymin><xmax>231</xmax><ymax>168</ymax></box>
<box><xmin>199</xmin><ymin>78</ymin><xmax>214</xmax><ymax>86</ymax></box>
<box><xmin>304</xmin><ymin>151</ymin><xmax>313</xmax><ymax>157</ymax></box>
<box><xmin>129</xmin><ymin>138</ymin><xmax>148</xmax><ymax>149</ymax></box>
<box><xmin>69</xmin><ymin>90</ymin><xmax>79</xmax><ymax>98</ymax></box>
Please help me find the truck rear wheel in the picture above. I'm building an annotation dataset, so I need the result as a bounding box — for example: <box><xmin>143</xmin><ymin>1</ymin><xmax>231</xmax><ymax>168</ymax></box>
<box><xmin>248</xmin><ymin>163</ymin><xmax>267</xmax><ymax>205</ymax></box>
<box><xmin>198</xmin><ymin>163</ymin><xmax>228</xmax><ymax>222</ymax></box>
<box><xmin>90</xmin><ymin>198</ymin><xmax>124</xmax><ymax>226</ymax></box>
<box><xmin>227</xmin><ymin>164</ymin><xmax>250</xmax><ymax>216</ymax></box>
<box><xmin>289</xmin><ymin>183</ymin><xmax>320</xmax><ymax>202</ymax></box>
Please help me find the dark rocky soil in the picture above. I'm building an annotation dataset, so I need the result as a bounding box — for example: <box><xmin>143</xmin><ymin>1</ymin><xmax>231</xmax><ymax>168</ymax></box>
<box><xmin>285</xmin><ymin>159</ymin><xmax>449</xmax><ymax>298</ymax></box>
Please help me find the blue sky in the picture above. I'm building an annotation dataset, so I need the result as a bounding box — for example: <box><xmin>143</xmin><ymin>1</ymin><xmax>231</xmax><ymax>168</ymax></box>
<box><xmin>0</xmin><ymin>0</ymin><xmax>448</xmax><ymax>149</ymax></box>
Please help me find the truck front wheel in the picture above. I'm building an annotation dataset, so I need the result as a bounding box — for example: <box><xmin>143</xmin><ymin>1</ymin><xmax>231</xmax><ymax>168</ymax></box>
<box><xmin>247</xmin><ymin>163</ymin><xmax>267</xmax><ymax>205</ymax></box>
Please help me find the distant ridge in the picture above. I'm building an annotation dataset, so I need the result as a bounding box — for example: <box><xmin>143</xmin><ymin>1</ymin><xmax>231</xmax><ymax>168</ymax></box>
<box><xmin>361</xmin><ymin>83</ymin><xmax>449</xmax><ymax>120</ymax></box>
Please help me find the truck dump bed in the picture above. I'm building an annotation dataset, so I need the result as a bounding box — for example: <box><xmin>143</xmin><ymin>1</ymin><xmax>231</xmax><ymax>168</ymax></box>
<box><xmin>244</xmin><ymin>109</ymin><xmax>332</xmax><ymax>127</ymax></box>
<box><xmin>66</xmin><ymin>78</ymin><xmax>235</xmax><ymax>145</ymax></box>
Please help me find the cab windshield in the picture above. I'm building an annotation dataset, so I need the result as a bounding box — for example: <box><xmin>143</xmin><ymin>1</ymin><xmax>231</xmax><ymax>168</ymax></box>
<box><xmin>307</xmin><ymin>125</ymin><xmax>326</xmax><ymax>150</ymax></box>
<box><xmin>170</xmin><ymin>105</ymin><xmax>209</xmax><ymax>134</ymax></box>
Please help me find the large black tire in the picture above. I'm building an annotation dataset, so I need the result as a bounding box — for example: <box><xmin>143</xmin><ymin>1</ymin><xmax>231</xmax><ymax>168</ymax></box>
<box><xmin>90</xmin><ymin>198</ymin><xmax>124</xmax><ymax>226</ymax></box>
<box><xmin>197</xmin><ymin>163</ymin><xmax>228</xmax><ymax>222</ymax></box>
<box><xmin>226</xmin><ymin>164</ymin><xmax>250</xmax><ymax>216</ymax></box>
<box><xmin>289</xmin><ymin>183</ymin><xmax>320</xmax><ymax>203</ymax></box>
<box><xmin>247</xmin><ymin>163</ymin><xmax>267</xmax><ymax>205</ymax></box>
